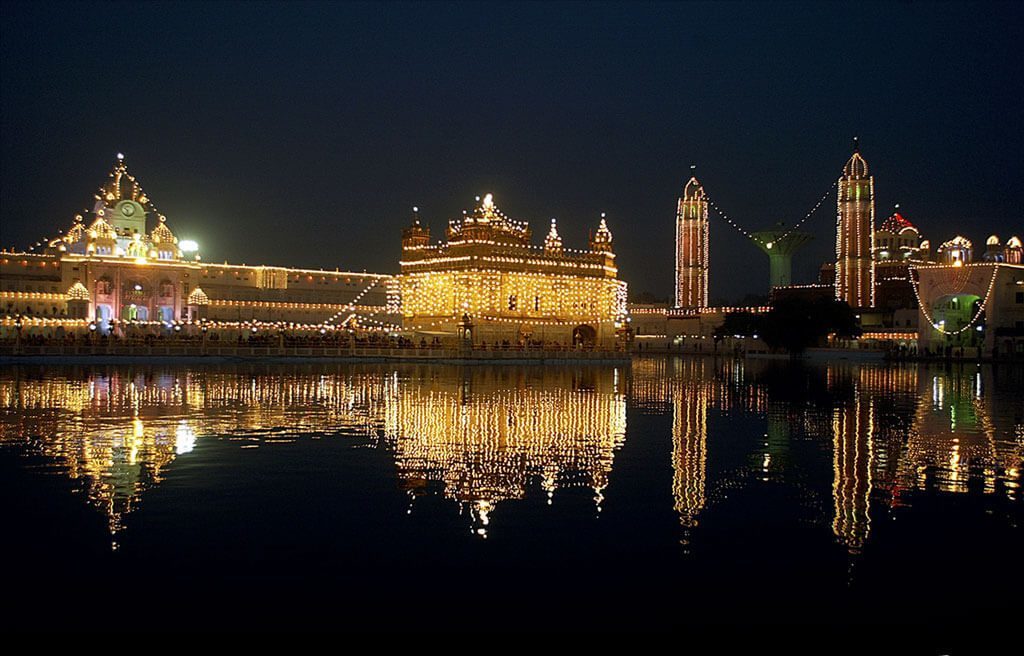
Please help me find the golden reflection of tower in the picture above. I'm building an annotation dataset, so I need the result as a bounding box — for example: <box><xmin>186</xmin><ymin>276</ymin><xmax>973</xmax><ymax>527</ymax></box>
<box><xmin>831</xmin><ymin>394</ymin><xmax>874</xmax><ymax>553</ymax></box>
<box><xmin>672</xmin><ymin>381</ymin><xmax>708</xmax><ymax>532</ymax></box>
<box><xmin>669</xmin><ymin>358</ymin><xmax>709</xmax><ymax>535</ymax></box>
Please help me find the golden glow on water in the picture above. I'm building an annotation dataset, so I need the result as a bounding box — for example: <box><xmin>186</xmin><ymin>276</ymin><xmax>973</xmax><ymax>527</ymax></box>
<box><xmin>0</xmin><ymin>366</ymin><xmax>628</xmax><ymax>540</ymax></box>
<box><xmin>831</xmin><ymin>395</ymin><xmax>873</xmax><ymax>553</ymax></box>
<box><xmin>380</xmin><ymin>368</ymin><xmax>627</xmax><ymax>535</ymax></box>
<box><xmin>671</xmin><ymin>378</ymin><xmax>707</xmax><ymax>532</ymax></box>
<box><xmin>0</xmin><ymin>360</ymin><xmax>1020</xmax><ymax>552</ymax></box>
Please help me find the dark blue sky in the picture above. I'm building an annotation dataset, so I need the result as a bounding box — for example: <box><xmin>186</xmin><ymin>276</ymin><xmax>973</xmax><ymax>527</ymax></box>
<box><xmin>2</xmin><ymin>1</ymin><xmax>1021</xmax><ymax>301</ymax></box>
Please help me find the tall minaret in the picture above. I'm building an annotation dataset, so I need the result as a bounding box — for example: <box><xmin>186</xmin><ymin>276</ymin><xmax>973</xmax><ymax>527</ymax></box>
<box><xmin>675</xmin><ymin>173</ymin><xmax>709</xmax><ymax>308</ymax></box>
<box><xmin>835</xmin><ymin>139</ymin><xmax>875</xmax><ymax>308</ymax></box>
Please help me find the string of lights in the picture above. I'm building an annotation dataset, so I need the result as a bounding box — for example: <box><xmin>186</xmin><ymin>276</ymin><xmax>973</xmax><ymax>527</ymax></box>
<box><xmin>909</xmin><ymin>265</ymin><xmax>1000</xmax><ymax>335</ymax></box>
<box><xmin>704</xmin><ymin>178</ymin><xmax>838</xmax><ymax>247</ymax></box>
<box><xmin>321</xmin><ymin>278</ymin><xmax>383</xmax><ymax>325</ymax></box>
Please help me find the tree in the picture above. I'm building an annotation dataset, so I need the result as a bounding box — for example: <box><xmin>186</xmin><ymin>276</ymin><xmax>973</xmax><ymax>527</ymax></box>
<box><xmin>716</xmin><ymin>298</ymin><xmax>861</xmax><ymax>355</ymax></box>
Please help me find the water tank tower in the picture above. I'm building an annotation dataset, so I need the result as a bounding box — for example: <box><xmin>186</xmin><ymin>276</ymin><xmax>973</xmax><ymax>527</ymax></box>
<box><xmin>751</xmin><ymin>227</ymin><xmax>813</xmax><ymax>291</ymax></box>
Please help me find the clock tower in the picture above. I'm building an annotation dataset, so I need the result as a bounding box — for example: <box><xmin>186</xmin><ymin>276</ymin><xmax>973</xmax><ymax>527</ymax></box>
<box><xmin>96</xmin><ymin>153</ymin><xmax>148</xmax><ymax>238</ymax></box>
<box><xmin>111</xmin><ymin>199</ymin><xmax>146</xmax><ymax>237</ymax></box>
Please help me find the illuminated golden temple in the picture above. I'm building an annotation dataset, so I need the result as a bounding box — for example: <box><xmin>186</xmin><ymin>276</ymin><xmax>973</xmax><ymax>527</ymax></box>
<box><xmin>398</xmin><ymin>194</ymin><xmax>628</xmax><ymax>347</ymax></box>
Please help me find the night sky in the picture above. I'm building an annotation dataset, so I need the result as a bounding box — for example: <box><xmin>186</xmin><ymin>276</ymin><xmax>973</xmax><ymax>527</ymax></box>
<box><xmin>2</xmin><ymin>1</ymin><xmax>1021</xmax><ymax>302</ymax></box>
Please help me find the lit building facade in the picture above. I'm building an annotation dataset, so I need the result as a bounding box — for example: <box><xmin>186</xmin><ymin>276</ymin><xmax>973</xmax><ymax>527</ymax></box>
<box><xmin>0</xmin><ymin>156</ymin><xmax>391</xmax><ymax>334</ymax></box>
<box><xmin>398</xmin><ymin>194</ymin><xmax>628</xmax><ymax>347</ymax></box>
<box><xmin>675</xmin><ymin>176</ymin><xmax>709</xmax><ymax>308</ymax></box>
<box><xmin>911</xmin><ymin>234</ymin><xmax>1024</xmax><ymax>355</ymax></box>
<box><xmin>835</xmin><ymin>144</ymin><xmax>875</xmax><ymax>308</ymax></box>
<box><xmin>873</xmin><ymin>211</ymin><xmax>924</xmax><ymax>310</ymax></box>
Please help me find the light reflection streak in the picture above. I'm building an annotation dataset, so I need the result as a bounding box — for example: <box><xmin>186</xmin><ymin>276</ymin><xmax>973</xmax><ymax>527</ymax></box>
<box><xmin>0</xmin><ymin>359</ymin><xmax>1019</xmax><ymax>552</ymax></box>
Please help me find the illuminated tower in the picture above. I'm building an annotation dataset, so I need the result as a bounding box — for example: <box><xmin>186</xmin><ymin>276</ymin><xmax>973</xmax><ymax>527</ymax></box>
<box><xmin>675</xmin><ymin>175</ymin><xmax>709</xmax><ymax>308</ymax></box>
<box><xmin>835</xmin><ymin>140</ymin><xmax>875</xmax><ymax>308</ymax></box>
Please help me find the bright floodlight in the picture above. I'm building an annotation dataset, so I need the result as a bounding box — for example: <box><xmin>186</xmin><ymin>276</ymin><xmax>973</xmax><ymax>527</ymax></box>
<box><xmin>179</xmin><ymin>239</ymin><xmax>199</xmax><ymax>252</ymax></box>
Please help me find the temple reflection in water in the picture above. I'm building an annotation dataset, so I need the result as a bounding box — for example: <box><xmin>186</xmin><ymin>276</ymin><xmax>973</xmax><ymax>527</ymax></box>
<box><xmin>0</xmin><ymin>359</ymin><xmax>1020</xmax><ymax>553</ymax></box>
<box><xmin>381</xmin><ymin>367</ymin><xmax>627</xmax><ymax>535</ymax></box>
<box><xmin>0</xmin><ymin>364</ymin><xmax>628</xmax><ymax>541</ymax></box>
<box><xmin>629</xmin><ymin>358</ymin><xmax>1020</xmax><ymax>553</ymax></box>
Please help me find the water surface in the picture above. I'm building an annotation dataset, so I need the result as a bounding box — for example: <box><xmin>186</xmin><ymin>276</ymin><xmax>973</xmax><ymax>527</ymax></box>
<box><xmin>1</xmin><ymin>358</ymin><xmax>1020</xmax><ymax>634</ymax></box>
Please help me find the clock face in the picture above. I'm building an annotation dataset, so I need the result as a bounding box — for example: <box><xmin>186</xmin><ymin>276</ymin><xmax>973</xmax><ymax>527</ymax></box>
<box><xmin>122</xmin><ymin>203</ymin><xmax>135</xmax><ymax>217</ymax></box>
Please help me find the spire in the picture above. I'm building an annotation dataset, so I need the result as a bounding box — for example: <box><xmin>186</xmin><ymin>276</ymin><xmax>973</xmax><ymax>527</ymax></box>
<box><xmin>402</xmin><ymin>205</ymin><xmax>430</xmax><ymax>247</ymax></box>
<box><xmin>544</xmin><ymin>218</ymin><xmax>563</xmax><ymax>254</ymax></box>
<box><xmin>596</xmin><ymin>213</ymin><xmax>612</xmax><ymax>241</ymax></box>
<box><xmin>683</xmin><ymin>176</ymin><xmax>704</xmax><ymax>201</ymax></box>
<box><xmin>591</xmin><ymin>212</ymin><xmax>613</xmax><ymax>252</ymax></box>
<box><xmin>842</xmin><ymin>149</ymin><xmax>869</xmax><ymax>178</ymax></box>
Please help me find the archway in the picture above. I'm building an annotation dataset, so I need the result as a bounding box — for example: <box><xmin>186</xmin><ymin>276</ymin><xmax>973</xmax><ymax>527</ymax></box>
<box><xmin>929</xmin><ymin>293</ymin><xmax>983</xmax><ymax>347</ymax></box>
<box><xmin>572</xmin><ymin>324</ymin><xmax>597</xmax><ymax>348</ymax></box>
<box><xmin>96</xmin><ymin>304</ymin><xmax>112</xmax><ymax>331</ymax></box>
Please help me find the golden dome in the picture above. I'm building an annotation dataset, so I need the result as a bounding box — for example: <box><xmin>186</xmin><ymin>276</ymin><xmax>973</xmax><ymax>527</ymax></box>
<box><xmin>66</xmin><ymin>281</ymin><xmax>90</xmax><ymax>301</ymax></box>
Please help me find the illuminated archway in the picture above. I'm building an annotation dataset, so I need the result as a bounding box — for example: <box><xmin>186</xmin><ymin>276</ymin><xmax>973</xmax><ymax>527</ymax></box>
<box><xmin>572</xmin><ymin>324</ymin><xmax>597</xmax><ymax>347</ymax></box>
<box><xmin>928</xmin><ymin>293</ymin><xmax>982</xmax><ymax>346</ymax></box>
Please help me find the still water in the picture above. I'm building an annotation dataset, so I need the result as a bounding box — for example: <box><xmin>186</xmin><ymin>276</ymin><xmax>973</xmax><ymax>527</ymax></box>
<box><xmin>0</xmin><ymin>357</ymin><xmax>1020</xmax><ymax>633</ymax></box>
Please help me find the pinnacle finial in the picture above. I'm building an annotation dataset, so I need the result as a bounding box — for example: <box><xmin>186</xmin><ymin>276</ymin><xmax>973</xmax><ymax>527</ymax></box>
<box><xmin>852</xmin><ymin>136</ymin><xmax>859</xmax><ymax>153</ymax></box>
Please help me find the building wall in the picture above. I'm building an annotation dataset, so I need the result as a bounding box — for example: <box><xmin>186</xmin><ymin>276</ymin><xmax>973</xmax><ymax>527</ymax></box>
<box><xmin>1</xmin><ymin>252</ymin><xmax>394</xmax><ymax>333</ymax></box>
<box><xmin>399</xmin><ymin>269</ymin><xmax>626</xmax><ymax>346</ymax></box>
<box><xmin>915</xmin><ymin>263</ymin><xmax>1024</xmax><ymax>356</ymax></box>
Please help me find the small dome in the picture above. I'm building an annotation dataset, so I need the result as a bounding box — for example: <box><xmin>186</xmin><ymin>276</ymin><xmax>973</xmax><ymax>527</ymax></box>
<box><xmin>151</xmin><ymin>220</ymin><xmax>175</xmax><ymax>244</ymax></box>
<box><xmin>986</xmin><ymin>235</ymin><xmax>1001</xmax><ymax>246</ymax></box>
<box><xmin>879</xmin><ymin>212</ymin><xmax>914</xmax><ymax>233</ymax></box>
<box><xmin>843</xmin><ymin>152</ymin><xmax>869</xmax><ymax>178</ymax></box>
<box><xmin>940</xmin><ymin>235</ymin><xmax>972</xmax><ymax>250</ymax></box>
<box><xmin>1008</xmin><ymin>236</ymin><xmax>1022</xmax><ymax>248</ymax></box>
<box><xmin>88</xmin><ymin>216</ymin><xmax>117</xmax><ymax>241</ymax></box>
<box><xmin>920</xmin><ymin>240</ymin><xmax>931</xmax><ymax>249</ymax></box>
<box><xmin>683</xmin><ymin>176</ymin><xmax>705</xmax><ymax>202</ymax></box>
<box><xmin>66</xmin><ymin>281</ymin><xmax>90</xmax><ymax>301</ymax></box>
<box><xmin>187</xmin><ymin>287</ymin><xmax>210</xmax><ymax>305</ymax></box>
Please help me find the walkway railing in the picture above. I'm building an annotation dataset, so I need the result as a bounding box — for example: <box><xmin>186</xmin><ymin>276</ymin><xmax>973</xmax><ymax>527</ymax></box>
<box><xmin>0</xmin><ymin>342</ymin><xmax>628</xmax><ymax>361</ymax></box>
